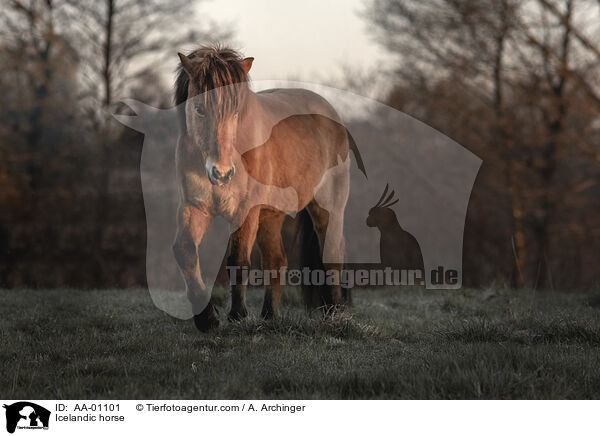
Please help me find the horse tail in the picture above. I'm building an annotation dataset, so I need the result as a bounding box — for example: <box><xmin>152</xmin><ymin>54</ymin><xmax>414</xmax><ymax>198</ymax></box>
<box><xmin>346</xmin><ymin>128</ymin><xmax>367</xmax><ymax>178</ymax></box>
<box><xmin>296</xmin><ymin>210</ymin><xmax>353</xmax><ymax>310</ymax></box>
<box><xmin>296</xmin><ymin>209</ymin><xmax>327</xmax><ymax>310</ymax></box>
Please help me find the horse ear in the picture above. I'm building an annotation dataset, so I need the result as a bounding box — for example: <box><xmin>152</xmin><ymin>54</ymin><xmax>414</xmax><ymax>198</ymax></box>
<box><xmin>239</xmin><ymin>57</ymin><xmax>254</xmax><ymax>75</ymax></box>
<box><xmin>178</xmin><ymin>52</ymin><xmax>197</xmax><ymax>77</ymax></box>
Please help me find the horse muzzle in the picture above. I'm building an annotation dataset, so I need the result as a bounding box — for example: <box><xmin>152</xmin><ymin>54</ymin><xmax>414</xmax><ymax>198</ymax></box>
<box><xmin>208</xmin><ymin>164</ymin><xmax>235</xmax><ymax>186</ymax></box>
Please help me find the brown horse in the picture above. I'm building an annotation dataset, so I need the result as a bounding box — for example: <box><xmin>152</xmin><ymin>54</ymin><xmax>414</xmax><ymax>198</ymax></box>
<box><xmin>172</xmin><ymin>45</ymin><xmax>352</xmax><ymax>331</ymax></box>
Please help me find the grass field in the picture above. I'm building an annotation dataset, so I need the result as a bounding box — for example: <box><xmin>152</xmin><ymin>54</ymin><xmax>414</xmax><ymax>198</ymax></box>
<box><xmin>1</xmin><ymin>286</ymin><xmax>600</xmax><ymax>399</ymax></box>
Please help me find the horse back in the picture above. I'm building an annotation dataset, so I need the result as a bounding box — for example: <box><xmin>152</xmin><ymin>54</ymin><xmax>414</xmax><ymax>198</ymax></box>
<box><xmin>245</xmin><ymin>88</ymin><xmax>350</xmax><ymax>208</ymax></box>
<box><xmin>257</xmin><ymin>88</ymin><xmax>342</xmax><ymax>124</ymax></box>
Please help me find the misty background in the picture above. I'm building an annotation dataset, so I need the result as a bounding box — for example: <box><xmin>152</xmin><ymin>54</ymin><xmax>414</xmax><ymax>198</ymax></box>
<box><xmin>1</xmin><ymin>0</ymin><xmax>599</xmax><ymax>291</ymax></box>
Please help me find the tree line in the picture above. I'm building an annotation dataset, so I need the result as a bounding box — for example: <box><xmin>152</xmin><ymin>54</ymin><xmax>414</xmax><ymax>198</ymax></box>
<box><xmin>0</xmin><ymin>0</ymin><xmax>598</xmax><ymax>289</ymax></box>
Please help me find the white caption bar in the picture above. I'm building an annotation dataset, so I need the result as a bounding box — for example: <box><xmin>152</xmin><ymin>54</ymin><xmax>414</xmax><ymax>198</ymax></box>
<box><xmin>0</xmin><ymin>400</ymin><xmax>597</xmax><ymax>436</ymax></box>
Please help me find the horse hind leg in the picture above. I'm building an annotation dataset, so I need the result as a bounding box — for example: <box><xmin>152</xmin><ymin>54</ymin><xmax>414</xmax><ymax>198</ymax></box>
<box><xmin>307</xmin><ymin>158</ymin><xmax>350</xmax><ymax>308</ymax></box>
<box><xmin>306</xmin><ymin>200</ymin><xmax>345</xmax><ymax>308</ymax></box>
<box><xmin>257</xmin><ymin>211</ymin><xmax>287</xmax><ymax>319</ymax></box>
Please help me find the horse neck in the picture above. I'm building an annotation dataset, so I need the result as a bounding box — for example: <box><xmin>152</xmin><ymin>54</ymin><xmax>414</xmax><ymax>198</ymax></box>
<box><xmin>236</xmin><ymin>90</ymin><xmax>272</xmax><ymax>154</ymax></box>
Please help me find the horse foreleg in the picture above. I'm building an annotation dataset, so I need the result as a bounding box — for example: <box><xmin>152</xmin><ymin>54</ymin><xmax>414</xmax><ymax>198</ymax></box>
<box><xmin>227</xmin><ymin>207</ymin><xmax>260</xmax><ymax>321</ymax></box>
<box><xmin>172</xmin><ymin>204</ymin><xmax>218</xmax><ymax>332</ymax></box>
<box><xmin>257</xmin><ymin>211</ymin><xmax>287</xmax><ymax>319</ymax></box>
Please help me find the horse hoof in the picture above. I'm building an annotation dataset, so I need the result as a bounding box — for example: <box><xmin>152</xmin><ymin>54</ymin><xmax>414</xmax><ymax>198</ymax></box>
<box><xmin>193</xmin><ymin>303</ymin><xmax>220</xmax><ymax>332</ymax></box>
<box><xmin>227</xmin><ymin>306</ymin><xmax>248</xmax><ymax>322</ymax></box>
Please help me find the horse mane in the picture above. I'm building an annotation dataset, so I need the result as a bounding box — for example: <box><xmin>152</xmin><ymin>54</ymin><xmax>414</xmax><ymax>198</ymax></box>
<box><xmin>174</xmin><ymin>45</ymin><xmax>249</xmax><ymax>133</ymax></box>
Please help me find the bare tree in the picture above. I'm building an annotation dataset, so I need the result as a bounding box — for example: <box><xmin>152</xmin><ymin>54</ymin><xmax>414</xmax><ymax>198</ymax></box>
<box><xmin>60</xmin><ymin>0</ymin><xmax>228</xmax><ymax>281</ymax></box>
<box><xmin>0</xmin><ymin>0</ymin><xmax>230</xmax><ymax>284</ymax></box>
<box><xmin>58</xmin><ymin>0</ymin><xmax>228</xmax><ymax>126</ymax></box>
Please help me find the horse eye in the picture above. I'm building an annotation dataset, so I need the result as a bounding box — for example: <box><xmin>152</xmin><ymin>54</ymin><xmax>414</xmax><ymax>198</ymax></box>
<box><xmin>194</xmin><ymin>104</ymin><xmax>205</xmax><ymax>117</ymax></box>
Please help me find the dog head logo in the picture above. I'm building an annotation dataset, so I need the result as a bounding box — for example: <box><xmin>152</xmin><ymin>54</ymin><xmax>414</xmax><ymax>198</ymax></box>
<box><xmin>3</xmin><ymin>402</ymin><xmax>50</xmax><ymax>433</ymax></box>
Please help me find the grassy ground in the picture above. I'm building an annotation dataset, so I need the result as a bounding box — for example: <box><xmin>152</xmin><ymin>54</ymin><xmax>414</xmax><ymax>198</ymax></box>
<box><xmin>1</xmin><ymin>286</ymin><xmax>600</xmax><ymax>399</ymax></box>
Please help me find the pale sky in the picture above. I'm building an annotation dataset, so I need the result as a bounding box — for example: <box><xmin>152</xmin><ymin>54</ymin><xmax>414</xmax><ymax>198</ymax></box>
<box><xmin>197</xmin><ymin>0</ymin><xmax>389</xmax><ymax>82</ymax></box>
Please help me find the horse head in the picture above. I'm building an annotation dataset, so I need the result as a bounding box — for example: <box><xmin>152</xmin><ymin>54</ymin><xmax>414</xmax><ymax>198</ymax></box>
<box><xmin>177</xmin><ymin>49</ymin><xmax>254</xmax><ymax>186</ymax></box>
